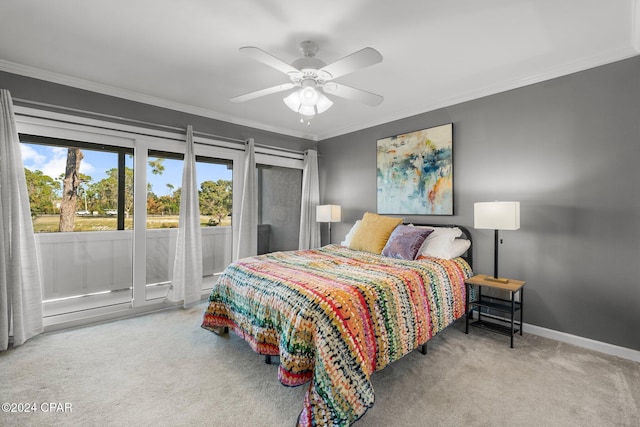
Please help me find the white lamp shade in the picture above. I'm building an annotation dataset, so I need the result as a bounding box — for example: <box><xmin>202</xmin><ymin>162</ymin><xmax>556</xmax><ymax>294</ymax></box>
<box><xmin>298</xmin><ymin>104</ymin><xmax>316</xmax><ymax>117</ymax></box>
<box><xmin>315</xmin><ymin>92</ymin><xmax>333</xmax><ymax>114</ymax></box>
<box><xmin>300</xmin><ymin>86</ymin><xmax>318</xmax><ymax>106</ymax></box>
<box><xmin>316</xmin><ymin>205</ymin><xmax>342</xmax><ymax>223</ymax></box>
<box><xmin>474</xmin><ymin>201</ymin><xmax>520</xmax><ymax>230</ymax></box>
<box><xmin>283</xmin><ymin>88</ymin><xmax>334</xmax><ymax>118</ymax></box>
<box><xmin>283</xmin><ymin>91</ymin><xmax>302</xmax><ymax>112</ymax></box>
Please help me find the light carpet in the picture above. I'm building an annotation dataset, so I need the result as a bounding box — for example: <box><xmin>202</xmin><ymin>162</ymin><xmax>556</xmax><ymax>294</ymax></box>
<box><xmin>1</xmin><ymin>302</ymin><xmax>638</xmax><ymax>427</ymax></box>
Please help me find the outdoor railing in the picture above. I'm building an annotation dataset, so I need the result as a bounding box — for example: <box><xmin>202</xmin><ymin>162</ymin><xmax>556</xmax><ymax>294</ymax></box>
<box><xmin>35</xmin><ymin>227</ymin><xmax>233</xmax><ymax>302</ymax></box>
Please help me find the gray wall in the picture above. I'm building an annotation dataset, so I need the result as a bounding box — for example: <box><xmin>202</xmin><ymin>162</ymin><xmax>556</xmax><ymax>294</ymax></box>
<box><xmin>319</xmin><ymin>56</ymin><xmax>640</xmax><ymax>351</ymax></box>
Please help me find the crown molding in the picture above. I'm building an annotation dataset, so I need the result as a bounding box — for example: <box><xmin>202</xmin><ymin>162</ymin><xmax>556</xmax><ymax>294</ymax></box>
<box><xmin>2</xmin><ymin>43</ymin><xmax>637</xmax><ymax>144</ymax></box>
<box><xmin>0</xmin><ymin>59</ymin><xmax>319</xmax><ymax>141</ymax></box>
<box><xmin>316</xmin><ymin>46</ymin><xmax>640</xmax><ymax>141</ymax></box>
<box><xmin>633</xmin><ymin>0</ymin><xmax>640</xmax><ymax>52</ymax></box>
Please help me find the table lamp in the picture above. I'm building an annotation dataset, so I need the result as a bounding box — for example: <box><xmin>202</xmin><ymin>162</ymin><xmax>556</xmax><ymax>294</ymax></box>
<box><xmin>474</xmin><ymin>201</ymin><xmax>520</xmax><ymax>283</ymax></box>
<box><xmin>316</xmin><ymin>204</ymin><xmax>341</xmax><ymax>244</ymax></box>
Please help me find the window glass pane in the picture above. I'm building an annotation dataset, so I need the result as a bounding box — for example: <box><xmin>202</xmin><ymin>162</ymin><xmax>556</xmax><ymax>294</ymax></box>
<box><xmin>146</xmin><ymin>153</ymin><xmax>184</xmax><ymax>229</ymax></box>
<box><xmin>21</xmin><ymin>135</ymin><xmax>133</xmax><ymax>232</ymax></box>
<box><xmin>145</xmin><ymin>153</ymin><xmax>232</xmax><ymax>228</ymax></box>
<box><xmin>197</xmin><ymin>160</ymin><xmax>232</xmax><ymax>227</ymax></box>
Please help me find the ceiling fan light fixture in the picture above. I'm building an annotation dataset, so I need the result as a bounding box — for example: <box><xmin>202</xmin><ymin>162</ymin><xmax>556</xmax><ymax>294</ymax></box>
<box><xmin>300</xmin><ymin>86</ymin><xmax>318</xmax><ymax>106</ymax></box>
<box><xmin>315</xmin><ymin>92</ymin><xmax>333</xmax><ymax>114</ymax></box>
<box><xmin>233</xmin><ymin>41</ymin><xmax>383</xmax><ymax>125</ymax></box>
<box><xmin>284</xmin><ymin>86</ymin><xmax>333</xmax><ymax>123</ymax></box>
<box><xmin>300</xmin><ymin>112</ymin><xmax>315</xmax><ymax>127</ymax></box>
<box><xmin>283</xmin><ymin>91</ymin><xmax>302</xmax><ymax>112</ymax></box>
<box><xmin>298</xmin><ymin>104</ymin><xmax>316</xmax><ymax>117</ymax></box>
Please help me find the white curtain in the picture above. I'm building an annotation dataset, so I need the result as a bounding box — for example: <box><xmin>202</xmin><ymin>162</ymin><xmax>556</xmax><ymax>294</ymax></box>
<box><xmin>298</xmin><ymin>149</ymin><xmax>320</xmax><ymax>249</ymax></box>
<box><xmin>0</xmin><ymin>89</ymin><xmax>43</xmax><ymax>350</ymax></box>
<box><xmin>235</xmin><ymin>138</ymin><xmax>257</xmax><ymax>260</ymax></box>
<box><xmin>167</xmin><ymin>125</ymin><xmax>202</xmax><ymax>308</ymax></box>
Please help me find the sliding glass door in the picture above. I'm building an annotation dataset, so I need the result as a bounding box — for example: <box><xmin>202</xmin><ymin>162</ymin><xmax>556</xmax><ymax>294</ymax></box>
<box><xmin>257</xmin><ymin>164</ymin><xmax>302</xmax><ymax>253</ymax></box>
<box><xmin>20</xmin><ymin>133</ymin><xmax>135</xmax><ymax>318</ymax></box>
<box><xmin>143</xmin><ymin>150</ymin><xmax>183</xmax><ymax>300</ymax></box>
<box><xmin>144</xmin><ymin>149</ymin><xmax>234</xmax><ymax>301</ymax></box>
<box><xmin>17</xmin><ymin>109</ymin><xmax>301</xmax><ymax>325</ymax></box>
<box><xmin>19</xmin><ymin>116</ymin><xmax>243</xmax><ymax>322</ymax></box>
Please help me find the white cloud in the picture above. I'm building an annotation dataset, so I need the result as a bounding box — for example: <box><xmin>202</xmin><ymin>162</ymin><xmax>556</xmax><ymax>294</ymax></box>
<box><xmin>21</xmin><ymin>144</ymin><xmax>96</xmax><ymax>180</ymax></box>
<box><xmin>79</xmin><ymin>160</ymin><xmax>95</xmax><ymax>176</ymax></box>
<box><xmin>35</xmin><ymin>147</ymin><xmax>67</xmax><ymax>180</ymax></box>
<box><xmin>20</xmin><ymin>144</ymin><xmax>46</xmax><ymax>166</ymax></box>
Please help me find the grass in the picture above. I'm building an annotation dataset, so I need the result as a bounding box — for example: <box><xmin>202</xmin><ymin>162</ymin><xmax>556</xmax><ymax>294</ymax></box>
<box><xmin>32</xmin><ymin>215</ymin><xmax>231</xmax><ymax>233</ymax></box>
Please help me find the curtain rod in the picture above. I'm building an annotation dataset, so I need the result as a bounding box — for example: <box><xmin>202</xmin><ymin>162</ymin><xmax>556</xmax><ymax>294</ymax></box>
<box><xmin>11</xmin><ymin>97</ymin><xmax>307</xmax><ymax>156</ymax></box>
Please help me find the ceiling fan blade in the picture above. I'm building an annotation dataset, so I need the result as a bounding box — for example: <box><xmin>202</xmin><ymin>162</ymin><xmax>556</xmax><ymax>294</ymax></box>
<box><xmin>324</xmin><ymin>83</ymin><xmax>384</xmax><ymax>106</ymax></box>
<box><xmin>230</xmin><ymin>83</ymin><xmax>295</xmax><ymax>103</ymax></box>
<box><xmin>239</xmin><ymin>46</ymin><xmax>300</xmax><ymax>75</ymax></box>
<box><xmin>318</xmin><ymin>47</ymin><xmax>383</xmax><ymax>80</ymax></box>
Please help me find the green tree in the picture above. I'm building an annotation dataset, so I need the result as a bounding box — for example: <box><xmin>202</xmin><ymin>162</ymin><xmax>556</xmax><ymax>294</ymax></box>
<box><xmin>88</xmin><ymin>167</ymin><xmax>134</xmax><ymax>215</ymax></box>
<box><xmin>76</xmin><ymin>173</ymin><xmax>93</xmax><ymax>212</ymax></box>
<box><xmin>199</xmin><ymin>179</ymin><xmax>232</xmax><ymax>225</ymax></box>
<box><xmin>146</xmin><ymin>192</ymin><xmax>163</xmax><ymax>215</ymax></box>
<box><xmin>24</xmin><ymin>168</ymin><xmax>60</xmax><ymax>217</ymax></box>
<box><xmin>24</xmin><ymin>149</ymin><xmax>169</xmax><ymax>230</ymax></box>
<box><xmin>148</xmin><ymin>158</ymin><xmax>165</xmax><ymax>176</ymax></box>
<box><xmin>157</xmin><ymin>194</ymin><xmax>179</xmax><ymax>215</ymax></box>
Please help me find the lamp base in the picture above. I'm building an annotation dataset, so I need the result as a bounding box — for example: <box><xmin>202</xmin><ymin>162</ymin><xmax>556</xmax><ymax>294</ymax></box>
<box><xmin>485</xmin><ymin>276</ymin><xmax>510</xmax><ymax>284</ymax></box>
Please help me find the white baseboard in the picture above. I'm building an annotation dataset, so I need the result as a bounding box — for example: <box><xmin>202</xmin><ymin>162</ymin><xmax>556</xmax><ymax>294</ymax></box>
<box><xmin>524</xmin><ymin>323</ymin><xmax>640</xmax><ymax>363</ymax></box>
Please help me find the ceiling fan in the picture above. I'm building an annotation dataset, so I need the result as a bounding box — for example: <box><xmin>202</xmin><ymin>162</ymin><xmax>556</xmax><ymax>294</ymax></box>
<box><xmin>230</xmin><ymin>41</ymin><xmax>383</xmax><ymax>124</ymax></box>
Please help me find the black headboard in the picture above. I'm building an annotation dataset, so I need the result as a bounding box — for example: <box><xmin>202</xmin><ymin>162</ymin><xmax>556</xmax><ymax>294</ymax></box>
<box><xmin>408</xmin><ymin>223</ymin><xmax>473</xmax><ymax>268</ymax></box>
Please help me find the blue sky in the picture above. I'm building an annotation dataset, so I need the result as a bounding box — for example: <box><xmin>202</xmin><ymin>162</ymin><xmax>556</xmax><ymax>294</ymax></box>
<box><xmin>20</xmin><ymin>143</ymin><xmax>231</xmax><ymax>194</ymax></box>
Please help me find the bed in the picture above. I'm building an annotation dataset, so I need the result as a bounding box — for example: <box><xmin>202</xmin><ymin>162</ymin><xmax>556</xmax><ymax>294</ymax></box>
<box><xmin>202</xmin><ymin>219</ymin><xmax>473</xmax><ymax>426</ymax></box>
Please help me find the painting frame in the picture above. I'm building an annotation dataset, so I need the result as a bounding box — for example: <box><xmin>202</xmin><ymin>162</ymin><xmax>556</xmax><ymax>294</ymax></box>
<box><xmin>376</xmin><ymin>123</ymin><xmax>454</xmax><ymax>216</ymax></box>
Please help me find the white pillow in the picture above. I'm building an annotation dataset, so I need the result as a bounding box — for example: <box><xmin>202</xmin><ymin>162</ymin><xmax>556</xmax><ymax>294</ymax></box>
<box><xmin>341</xmin><ymin>220</ymin><xmax>361</xmax><ymax>246</ymax></box>
<box><xmin>450</xmin><ymin>238</ymin><xmax>471</xmax><ymax>258</ymax></box>
<box><xmin>414</xmin><ymin>226</ymin><xmax>463</xmax><ymax>259</ymax></box>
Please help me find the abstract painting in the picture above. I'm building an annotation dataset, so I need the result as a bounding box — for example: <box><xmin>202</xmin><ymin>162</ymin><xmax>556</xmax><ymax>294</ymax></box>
<box><xmin>377</xmin><ymin>123</ymin><xmax>453</xmax><ymax>215</ymax></box>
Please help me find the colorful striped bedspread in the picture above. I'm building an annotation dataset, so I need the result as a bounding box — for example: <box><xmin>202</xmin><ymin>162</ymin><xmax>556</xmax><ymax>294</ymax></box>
<box><xmin>201</xmin><ymin>244</ymin><xmax>472</xmax><ymax>426</ymax></box>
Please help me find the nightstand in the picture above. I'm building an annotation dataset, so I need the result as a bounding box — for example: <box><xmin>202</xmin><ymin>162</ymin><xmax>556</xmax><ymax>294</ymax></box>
<box><xmin>465</xmin><ymin>274</ymin><xmax>525</xmax><ymax>348</ymax></box>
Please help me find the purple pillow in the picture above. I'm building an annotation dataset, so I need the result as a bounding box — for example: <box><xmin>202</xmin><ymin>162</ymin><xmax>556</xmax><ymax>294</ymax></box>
<box><xmin>382</xmin><ymin>225</ymin><xmax>433</xmax><ymax>260</ymax></box>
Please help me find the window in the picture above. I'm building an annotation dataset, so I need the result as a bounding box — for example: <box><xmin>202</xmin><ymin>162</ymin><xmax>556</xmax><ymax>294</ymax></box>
<box><xmin>145</xmin><ymin>150</ymin><xmax>233</xmax><ymax>229</ymax></box>
<box><xmin>146</xmin><ymin>150</ymin><xmax>183</xmax><ymax>228</ymax></box>
<box><xmin>21</xmin><ymin>134</ymin><xmax>134</xmax><ymax>232</ymax></box>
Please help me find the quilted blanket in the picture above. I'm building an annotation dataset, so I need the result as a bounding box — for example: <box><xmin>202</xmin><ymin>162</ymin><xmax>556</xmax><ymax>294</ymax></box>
<box><xmin>202</xmin><ymin>244</ymin><xmax>472</xmax><ymax>426</ymax></box>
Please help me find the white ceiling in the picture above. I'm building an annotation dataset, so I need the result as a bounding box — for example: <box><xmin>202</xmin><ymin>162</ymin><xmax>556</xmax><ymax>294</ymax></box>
<box><xmin>1</xmin><ymin>0</ymin><xmax>638</xmax><ymax>141</ymax></box>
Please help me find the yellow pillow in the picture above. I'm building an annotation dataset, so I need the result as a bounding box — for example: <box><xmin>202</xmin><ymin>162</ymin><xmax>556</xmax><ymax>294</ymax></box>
<box><xmin>349</xmin><ymin>212</ymin><xmax>403</xmax><ymax>254</ymax></box>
